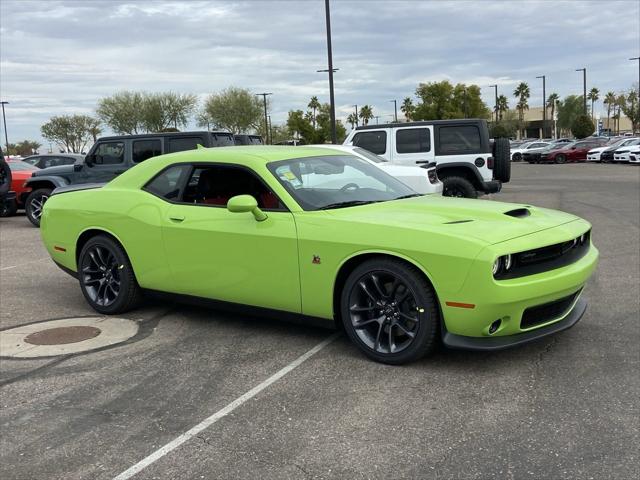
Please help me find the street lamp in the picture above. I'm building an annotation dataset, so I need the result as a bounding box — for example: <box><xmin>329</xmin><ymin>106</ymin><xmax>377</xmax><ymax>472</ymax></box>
<box><xmin>323</xmin><ymin>0</ymin><xmax>337</xmax><ymax>144</ymax></box>
<box><xmin>0</xmin><ymin>101</ymin><xmax>9</xmax><ymax>152</ymax></box>
<box><xmin>631</xmin><ymin>57</ymin><xmax>640</xmax><ymax>118</ymax></box>
<box><xmin>536</xmin><ymin>75</ymin><xmax>546</xmax><ymax>138</ymax></box>
<box><xmin>254</xmin><ymin>93</ymin><xmax>272</xmax><ymax>144</ymax></box>
<box><xmin>389</xmin><ymin>99</ymin><xmax>397</xmax><ymax>122</ymax></box>
<box><xmin>576</xmin><ymin>68</ymin><xmax>587</xmax><ymax>114</ymax></box>
<box><xmin>488</xmin><ymin>85</ymin><xmax>498</xmax><ymax>122</ymax></box>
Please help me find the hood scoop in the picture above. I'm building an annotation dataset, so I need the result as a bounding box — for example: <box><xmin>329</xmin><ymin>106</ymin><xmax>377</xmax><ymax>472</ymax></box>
<box><xmin>504</xmin><ymin>207</ymin><xmax>531</xmax><ymax>218</ymax></box>
<box><xmin>444</xmin><ymin>219</ymin><xmax>474</xmax><ymax>224</ymax></box>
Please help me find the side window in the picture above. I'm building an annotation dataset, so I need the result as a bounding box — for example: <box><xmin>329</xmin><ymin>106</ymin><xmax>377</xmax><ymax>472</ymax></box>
<box><xmin>133</xmin><ymin>139</ymin><xmax>162</xmax><ymax>163</ymax></box>
<box><xmin>42</xmin><ymin>157</ymin><xmax>61</xmax><ymax>168</ymax></box>
<box><xmin>182</xmin><ymin>165</ymin><xmax>285</xmax><ymax>210</ymax></box>
<box><xmin>396</xmin><ymin>128</ymin><xmax>431</xmax><ymax>154</ymax></box>
<box><xmin>352</xmin><ymin>131</ymin><xmax>387</xmax><ymax>155</ymax></box>
<box><xmin>60</xmin><ymin>157</ymin><xmax>77</xmax><ymax>165</ymax></box>
<box><xmin>530</xmin><ymin>143</ymin><xmax>546</xmax><ymax>148</ymax></box>
<box><xmin>213</xmin><ymin>133</ymin><xmax>235</xmax><ymax>146</ymax></box>
<box><xmin>94</xmin><ymin>142</ymin><xmax>124</xmax><ymax>165</ymax></box>
<box><xmin>437</xmin><ymin>126</ymin><xmax>481</xmax><ymax>155</ymax></box>
<box><xmin>167</xmin><ymin>137</ymin><xmax>202</xmax><ymax>153</ymax></box>
<box><xmin>24</xmin><ymin>156</ymin><xmax>40</xmax><ymax>166</ymax></box>
<box><xmin>144</xmin><ymin>165</ymin><xmax>191</xmax><ymax>201</ymax></box>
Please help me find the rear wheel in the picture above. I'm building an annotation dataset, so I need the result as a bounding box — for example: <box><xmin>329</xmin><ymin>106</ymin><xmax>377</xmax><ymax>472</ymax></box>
<box><xmin>341</xmin><ymin>258</ymin><xmax>439</xmax><ymax>364</ymax></box>
<box><xmin>0</xmin><ymin>199</ymin><xmax>18</xmax><ymax>217</ymax></box>
<box><xmin>78</xmin><ymin>235</ymin><xmax>142</xmax><ymax>314</ymax></box>
<box><xmin>25</xmin><ymin>188</ymin><xmax>52</xmax><ymax>227</ymax></box>
<box><xmin>442</xmin><ymin>176</ymin><xmax>477</xmax><ymax>198</ymax></box>
<box><xmin>555</xmin><ymin>154</ymin><xmax>566</xmax><ymax>164</ymax></box>
<box><xmin>512</xmin><ymin>152</ymin><xmax>522</xmax><ymax>162</ymax></box>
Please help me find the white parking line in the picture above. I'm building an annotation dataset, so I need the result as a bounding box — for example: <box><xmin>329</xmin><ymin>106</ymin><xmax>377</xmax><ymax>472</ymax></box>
<box><xmin>0</xmin><ymin>258</ymin><xmax>49</xmax><ymax>271</ymax></box>
<box><xmin>113</xmin><ymin>332</ymin><xmax>340</xmax><ymax>480</ymax></box>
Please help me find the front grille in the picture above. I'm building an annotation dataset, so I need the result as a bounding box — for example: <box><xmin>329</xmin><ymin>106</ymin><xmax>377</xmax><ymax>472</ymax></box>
<box><xmin>521</xmin><ymin>290</ymin><xmax>580</xmax><ymax>329</ymax></box>
<box><xmin>495</xmin><ymin>230</ymin><xmax>591</xmax><ymax>280</ymax></box>
<box><xmin>600</xmin><ymin>151</ymin><xmax>614</xmax><ymax>161</ymax></box>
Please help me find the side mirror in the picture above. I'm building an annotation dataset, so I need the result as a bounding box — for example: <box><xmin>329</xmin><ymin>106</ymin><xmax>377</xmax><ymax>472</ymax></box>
<box><xmin>227</xmin><ymin>195</ymin><xmax>267</xmax><ymax>222</ymax></box>
<box><xmin>571</xmin><ymin>146</ymin><xmax>576</xmax><ymax>150</ymax></box>
<box><xmin>85</xmin><ymin>154</ymin><xmax>95</xmax><ymax>167</ymax></box>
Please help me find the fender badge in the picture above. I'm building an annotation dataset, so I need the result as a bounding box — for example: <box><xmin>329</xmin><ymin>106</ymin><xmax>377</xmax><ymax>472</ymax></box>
<box><xmin>312</xmin><ymin>255</ymin><xmax>321</xmax><ymax>264</ymax></box>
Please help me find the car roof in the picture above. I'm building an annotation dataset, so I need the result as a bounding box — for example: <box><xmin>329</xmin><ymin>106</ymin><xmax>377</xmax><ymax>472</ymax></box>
<box><xmin>24</xmin><ymin>153</ymin><xmax>85</xmax><ymax>158</ymax></box>
<box><xmin>96</xmin><ymin>131</ymin><xmax>232</xmax><ymax>142</ymax></box>
<box><xmin>353</xmin><ymin>118</ymin><xmax>484</xmax><ymax>131</ymax></box>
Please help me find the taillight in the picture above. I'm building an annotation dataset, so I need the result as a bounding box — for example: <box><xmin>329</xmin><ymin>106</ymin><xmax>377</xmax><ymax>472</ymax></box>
<box><xmin>487</xmin><ymin>156</ymin><xmax>494</xmax><ymax>169</ymax></box>
<box><xmin>427</xmin><ymin>169</ymin><xmax>438</xmax><ymax>184</ymax></box>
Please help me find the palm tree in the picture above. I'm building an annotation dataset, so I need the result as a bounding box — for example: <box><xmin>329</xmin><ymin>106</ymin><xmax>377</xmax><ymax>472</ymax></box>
<box><xmin>496</xmin><ymin>95</ymin><xmax>509</xmax><ymax>120</ymax></box>
<box><xmin>308</xmin><ymin>96</ymin><xmax>321</xmax><ymax>130</ymax></box>
<box><xmin>546</xmin><ymin>93</ymin><xmax>560</xmax><ymax>138</ymax></box>
<box><xmin>401</xmin><ymin>97</ymin><xmax>414</xmax><ymax>122</ymax></box>
<box><xmin>346</xmin><ymin>113</ymin><xmax>358</xmax><ymax>129</ymax></box>
<box><xmin>615</xmin><ymin>94</ymin><xmax>626</xmax><ymax>135</ymax></box>
<box><xmin>359</xmin><ymin>105</ymin><xmax>374</xmax><ymax>125</ymax></box>
<box><xmin>513</xmin><ymin>82</ymin><xmax>531</xmax><ymax>139</ymax></box>
<box><xmin>587</xmin><ymin>88</ymin><xmax>599</xmax><ymax>122</ymax></box>
<box><xmin>603</xmin><ymin>91</ymin><xmax>616</xmax><ymax>134</ymax></box>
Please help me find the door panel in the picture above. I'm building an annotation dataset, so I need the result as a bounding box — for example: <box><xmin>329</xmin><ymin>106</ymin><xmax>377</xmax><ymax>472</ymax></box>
<box><xmin>390</xmin><ymin>126</ymin><xmax>435</xmax><ymax>166</ymax></box>
<box><xmin>161</xmin><ymin>204</ymin><xmax>301</xmax><ymax>313</ymax></box>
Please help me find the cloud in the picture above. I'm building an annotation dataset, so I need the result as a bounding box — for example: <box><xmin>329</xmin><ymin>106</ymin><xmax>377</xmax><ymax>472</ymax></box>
<box><xmin>0</xmin><ymin>0</ymin><xmax>638</xmax><ymax>147</ymax></box>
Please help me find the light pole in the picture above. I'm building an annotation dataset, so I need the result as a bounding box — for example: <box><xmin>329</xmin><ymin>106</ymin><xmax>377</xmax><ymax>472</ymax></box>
<box><xmin>631</xmin><ymin>57</ymin><xmax>640</xmax><ymax>128</ymax></box>
<box><xmin>536</xmin><ymin>75</ymin><xmax>546</xmax><ymax>138</ymax></box>
<box><xmin>324</xmin><ymin>0</ymin><xmax>337</xmax><ymax>144</ymax></box>
<box><xmin>254</xmin><ymin>93</ymin><xmax>272</xmax><ymax>144</ymax></box>
<box><xmin>374</xmin><ymin>115</ymin><xmax>380</xmax><ymax>125</ymax></box>
<box><xmin>352</xmin><ymin>104</ymin><xmax>358</xmax><ymax>126</ymax></box>
<box><xmin>389</xmin><ymin>99</ymin><xmax>397</xmax><ymax>122</ymax></box>
<box><xmin>0</xmin><ymin>101</ymin><xmax>9</xmax><ymax>152</ymax></box>
<box><xmin>576</xmin><ymin>68</ymin><xmax>587</xmax><ymax>114</ymax></box>
<box><xmin>489</xmin><ymin>85</ymin><xmax>498</xmax><ymax>122</ymax></box>
<box><xmin>267</xmin><ymin>115</ymin><xmax>272</xmax><ymax>145</ymax></box>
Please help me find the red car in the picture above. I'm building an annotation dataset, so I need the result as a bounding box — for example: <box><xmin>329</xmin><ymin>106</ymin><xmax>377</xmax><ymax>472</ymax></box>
<box><xmin>0</xmin><ymin>160</ymin><xmax>39</xmax><ymax>216</ymax></box>
<box><xmin>539</xmin><ymin>140</ymin><xmax>604</xmax><ymax>164</ymax></box>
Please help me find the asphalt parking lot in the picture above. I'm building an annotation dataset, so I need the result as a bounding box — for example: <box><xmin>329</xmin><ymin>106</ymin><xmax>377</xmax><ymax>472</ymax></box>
<box><xmin>1</xmin><ymin>162</ymin><xmax>638</xmax><ymax>480</ymax></box>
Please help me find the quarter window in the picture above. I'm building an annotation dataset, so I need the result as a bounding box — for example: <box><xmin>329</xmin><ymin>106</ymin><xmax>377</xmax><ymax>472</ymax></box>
<box><xmin>133</xmin><ymin>139</ymin><xmax>162</xmax><ymax>163</ymax></box>
<box><xmin>438</xmin><ymin>126</ymin><xmax>481</xmax><ymax>155</ymax></box>
<box><xmin>396</xmin><ymin>128</ymin><xmax>431</xmax><ymax>154</ymax></box>
<box><xmin>352</xmin><ymin>131</ymin><xmax>387</xmax><ymax>155</ymax></box>
<box><xmin>167</xmin><ymin>137</ymin><xmax>203</xmax><ymax>153</ymax></box>
<box><xmin>144</xmin><ymin>165</ymin><xmax>191</xmax><ymax>200</ymax></box>
<box><xmin>94</xmin><ymin>142</ymin><xmax>125</xmax><ymax>165</ymax></box>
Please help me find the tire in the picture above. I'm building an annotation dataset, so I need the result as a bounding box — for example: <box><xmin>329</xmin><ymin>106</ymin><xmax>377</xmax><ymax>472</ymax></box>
<box><xmin>512</xmin><ymin>153</ymin><xmax>522</xmax><ymax>162</ymax></box>
<box><xmin>492</xmin><ymin>137</ymin><xmax>511</xmax><ymax>182</ymax></box>
<box><xmin>25</xmin><ymin>188</ymin><xmax>52</xmax><ymax>227</ymax></box>
<box><xmin>0</xmin><ymin>159</ymin><xmax>11</xmax><ymax>196</ymax></box>
<box><xmin>555</xmin><ymin>154</ymin><xmax>566</xmax><ymax>164</ymax></box>
<box><xmin>0</xmin><ymin>199</ymin><xmax>18</xmax><ymax>217</ymax></box>
<box><xmin>78</xmin><ymin>235</ymin><xmax>142</xmax><ymax>314</ymax></box>
<box><xmin>442</xmin><ymin>176</ymin><xmax>478</xmax><ymax>198</ymax></box>
<box><xmin>340</xmin><ymin>258</ymin><xmax>439</xmax><ymax>365</ymax></box>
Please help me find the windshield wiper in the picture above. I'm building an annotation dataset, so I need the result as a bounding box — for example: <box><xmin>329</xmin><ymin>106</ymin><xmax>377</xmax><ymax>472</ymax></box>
<box><xmin>394</xmin><ymin>194</ymin><xmax>423</xmax><ymax>200</ymax></box>
<box><xmin>319</xmin><ymin>200</ymin><xmax>379</xmax><ymax>210</ymax></box>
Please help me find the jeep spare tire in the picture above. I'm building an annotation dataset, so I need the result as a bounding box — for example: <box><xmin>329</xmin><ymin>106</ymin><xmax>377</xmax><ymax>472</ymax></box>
<box><xmin>492</xmin><ymin>137</ymin><xmax>511</xmax><ymax>183</ymax></box>
<box><xmin>0</xmin><ymin>159</ymin><xmax>11</xmax><ymax>195</ymax></box>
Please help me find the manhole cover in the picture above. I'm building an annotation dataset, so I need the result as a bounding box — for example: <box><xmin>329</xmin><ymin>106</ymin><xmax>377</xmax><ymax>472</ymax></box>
<box><xmin>24</xmin><ymin>326</ymin><xmax>102</xmax><ymax>345</ymax></box>
<box><xmin>0</xmin><ymin>317</ymin><xmax>139</xmax><ymax>358</ymax></box>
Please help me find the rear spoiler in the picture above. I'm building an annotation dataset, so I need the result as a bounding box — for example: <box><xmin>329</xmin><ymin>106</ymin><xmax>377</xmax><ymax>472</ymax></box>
<box><xmin>51</xmin><ymin>183</ymin><xmax>106</xmax><ymax>196</ymax></box>
<box><xmin>415</xmin><ymin>161</ymin><xmax>436</xmax><ymax>169</ymax></box>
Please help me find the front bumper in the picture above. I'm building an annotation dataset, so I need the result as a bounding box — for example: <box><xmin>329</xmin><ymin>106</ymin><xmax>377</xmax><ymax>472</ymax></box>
<box><xmin>443</xmin><ymin>297</ymin><xmax>587</xmax><ymax>351</ymax></box>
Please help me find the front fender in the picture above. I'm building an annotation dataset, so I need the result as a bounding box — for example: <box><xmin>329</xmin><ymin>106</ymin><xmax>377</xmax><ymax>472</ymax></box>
<box><xmin>25</xmin><ymin>176</ymin><xmax>69</xmax><ymax>189</ymax></box>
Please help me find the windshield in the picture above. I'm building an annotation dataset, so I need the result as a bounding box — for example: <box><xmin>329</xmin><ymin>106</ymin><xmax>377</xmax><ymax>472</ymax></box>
<box><xmin>8</xmin><ymin>161</ymin><xmax>38</xmax><ymax>171</ymax></box>
<box><xmin>560</xmin><ymin>142</ymin><xmax>577</xmax><ymax>150</ymax></box>
<box><xmin>267</xmin><ymin>155</ymin><xmax>417</xmax><ymax>211</ymax></box>
<box><xmin>353</xmin><ymin>147</ymin><xmax>387</xmax><ymax>163</ymax></box>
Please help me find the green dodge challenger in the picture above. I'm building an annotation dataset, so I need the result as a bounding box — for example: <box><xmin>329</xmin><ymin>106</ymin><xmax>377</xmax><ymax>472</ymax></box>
<box><xmin>40</xmin><ymin>146</ymin><xmax>598</xmax><ymax>364</ymax></box>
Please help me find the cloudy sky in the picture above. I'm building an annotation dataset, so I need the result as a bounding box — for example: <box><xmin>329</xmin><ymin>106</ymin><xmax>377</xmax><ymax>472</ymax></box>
<box><xmin>0</xmin><ymin>0</ymin><xmax>638</xmax><ymax>148</ymax></box>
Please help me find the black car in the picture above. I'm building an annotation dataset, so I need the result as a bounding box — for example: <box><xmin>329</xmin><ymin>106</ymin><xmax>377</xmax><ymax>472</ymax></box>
<box><xmin>24</xmin><ymin>130</ymin><xmax>235</xmax><ymax>226</ymax></box>
<box><xmin>233</xmin><ymin>134</ymin><xmax>263</xmax><ymax>145</ymax></box>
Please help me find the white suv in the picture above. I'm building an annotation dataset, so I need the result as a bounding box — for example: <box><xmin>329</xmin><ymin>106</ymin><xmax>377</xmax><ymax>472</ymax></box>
<box><xmin>343</xmin><ymin>119</ymin><xmax>510</xmax><ymax>198</ymax></box>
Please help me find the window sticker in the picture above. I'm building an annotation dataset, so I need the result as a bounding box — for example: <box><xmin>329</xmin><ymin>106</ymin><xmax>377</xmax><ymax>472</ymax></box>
<box><xmin>276</xmin><ymin>165</ymin><xmax>302</xmax><ymax>188</ymax></box>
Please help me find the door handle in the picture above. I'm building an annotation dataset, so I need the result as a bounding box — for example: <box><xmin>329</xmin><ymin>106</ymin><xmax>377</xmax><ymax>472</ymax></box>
<box><xmin>169</xmin><ymin>215</ymin><xmax>185</xmax><ymax>222</ymax></box>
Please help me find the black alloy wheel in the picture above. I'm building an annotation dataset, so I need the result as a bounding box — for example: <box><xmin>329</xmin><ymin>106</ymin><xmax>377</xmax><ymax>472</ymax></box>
<box><xmin>555</xmin><ymin>154</ymin><xmax>566</xmax><ymax>164</ymax></box>
<box><xmin>25</xmin><ymin>188</ymin><xmax>52</xmax><ymax>227</ymax></box>
<box><xmin>341</xmin><ymin>259</ymin><xmax>438</xmax><ymax>364</ymax></box>
<box><xmin>79</xmin><ymin>235</ymin><xmax>141</xmax><ymax>314</ymax></box>
<box><xmin>442</xmin><ymin>176</ymin><xmax>477</xmax><ymax>199</ymax></box>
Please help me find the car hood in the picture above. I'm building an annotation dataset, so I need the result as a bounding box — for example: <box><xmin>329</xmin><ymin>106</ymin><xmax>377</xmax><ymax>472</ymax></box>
<box><xmin>10</xmin><ymin>170</ymin><xmax>36</xmax><ymax>180</ymax></box>
<box><xmin>324</xmin><ymin>196</ymin><xmax>579</xmax><ymax>245</ymax></box>
<box><xmin>33</xmin><ymin>164</ymin><xmax>76</xmax><ymax>176</ymax></box>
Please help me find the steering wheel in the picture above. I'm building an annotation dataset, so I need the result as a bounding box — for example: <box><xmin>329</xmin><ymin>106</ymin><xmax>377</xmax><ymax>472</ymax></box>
<box><xmin>340</xmin><ymin>183</ymin><xmax>360</xmax><ymax>192</ymax></box>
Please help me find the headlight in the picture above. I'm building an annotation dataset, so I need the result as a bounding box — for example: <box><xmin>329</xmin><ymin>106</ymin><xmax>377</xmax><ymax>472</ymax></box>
<box><xmin>503</xmin><ymin>254</ymin><xmax>513</xmax><ymax>270</ymax></box>
<box><xmin>493</xmin><ymin>254</ymin><xmax>513</xmax><ymax>277</ymax></box>
<box><xmin>492</xmin><ymin>258</ymin><xmax>501</xmax><ymax>276</ymax></box>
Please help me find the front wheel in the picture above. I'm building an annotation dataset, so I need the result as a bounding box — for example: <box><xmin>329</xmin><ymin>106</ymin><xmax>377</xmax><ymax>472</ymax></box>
<box><xmin>442</xmin><ymin>176</ymin><xmax>478</xmax><ymax>198</ymax></box>
<box><xmin>555</xmin><ymin>154</ymin><xmax>566</xmax><ymax>164</ymax></box>
<box><xmin>340</xmin><ymin>258</ymin><xmax>439</xmax><ymax>364</ymax></box>
<box><xmin>25</xmin><ymin>188</ymin><xmax>52</xmax><ymax>227</ymax></box>
<box><xmin>78</xmin><ymin>235</ymin><xmax>142</xmax><ymax>314</ymax></box>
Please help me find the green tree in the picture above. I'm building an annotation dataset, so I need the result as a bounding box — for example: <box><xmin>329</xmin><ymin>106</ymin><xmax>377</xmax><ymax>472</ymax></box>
<box><xmin>97</xmin><ymin>91</ymin><xmax>146</xmax><ymax>134</ymax></box>
<box><xmin>413</xmin><ymin>81</ymin><xmax>489</xmax><ymax>120</ymax></box>
<box><xmin>513</xmin><ymin>82</ymin><xmax>530</xmax><ymax>139</ymax></box>
<box><xmin>401</xmin><ymin>97</ymin><xmax>414</xmax><ymax>121</ymax></box>
<box><xmin>620</xmin><ymin>88</ymin><xmax>639</xmax><ymax>133</ymax></box>
<box><xmin>490</xmin><ymin>110</ymin><xmax>518</xmax><ymax>138</ymax></box>
<box><xmin>614</xmin><ymin>93</ymin><xmax>627</xmax><ymax>134</ymax></box>
<box><xmin>587</xmin><ymin>87</ymin><xmax>599</xmax><ymax>122</ymax></box>
<box><xmin>346</xmin><ymin>113</ymin><xmax>358</xmax><ymax>129</ymax></box>
<box><xmin>546</xmin><ymin>93</ymin><xmax>560</xmax><ymax>123</ymax></box>
<box><xmin>359</xmin><ymin>105</ymin><xmax>373</xmax><ymax>125</ymax></box>
<box><xmin>287</xmin><ymin>102</ymin><xmax>346</xmax><ymax>144</ymax></box>
<box><xmin>308</xmin><ymin>96</ymin><xmax>321</xmax><ymax>130</ymax></box>
<box><xmin>140</xmin><ymin>92</ymin><xmax>197</xmax><ymax>132</ymax></box>
<box><xmin>41</xmin><ymin>115</ymin><xmax>101</xmax><ymax>153</ymax></box>
<box><xmin>603</xmin><ymin>91</ymin><xmax>616</xmax><ymax>133</ymax></box>
<box><xmin>196</xmin><ymin>111</ymin><xmax>215</xmax><ymax>131</ymax></box>
<box><xmin>557</xmin><ymin>95</ymin><xmax>584</xmax><ymax>136</ymax></box>
<box><xmin>571</xmin><ymin>114</ymin><xmax>595</xmax><ymax>139</ymax></box>
<box><xmin>496</xmin><ymin>95</ymin><xmax>509</xmax><ymax>120</ymax></box>
<box><xmin>201</xmin><ymin>87</ymin><xmax>263</xmax><ymax>134</ymax></box>
<box><xmin>6</xmin><ymin>140</ymin><xmax>42</xmax><ymax>156</ymax></box>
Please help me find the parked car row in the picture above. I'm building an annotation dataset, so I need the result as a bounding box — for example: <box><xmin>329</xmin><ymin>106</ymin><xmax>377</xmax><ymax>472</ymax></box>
<box><xmin>586</xmin><ymin>137</ymin><xmax>640</xmax><ymax>163</ymax></box>
<box><xmin>523</xmin><ymin>137</ymin><xmax>611</xmax><ymax>164</ymax></box>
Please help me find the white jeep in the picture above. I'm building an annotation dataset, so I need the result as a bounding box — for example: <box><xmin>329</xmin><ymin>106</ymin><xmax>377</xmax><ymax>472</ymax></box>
<box><xmin>343</xmin><ymin>119</ymin><xmax>509</xmax><ymax>198</ymax></box>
